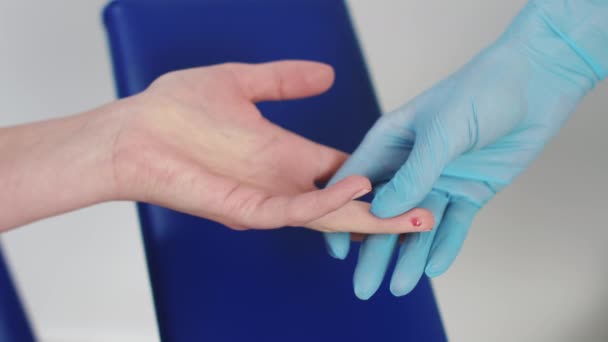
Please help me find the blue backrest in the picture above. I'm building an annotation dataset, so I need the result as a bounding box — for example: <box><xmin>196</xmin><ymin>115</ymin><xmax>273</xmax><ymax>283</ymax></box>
<box><xmin>0</xmin><ymin>244</ymin><xmax>36</xmax><ymax>342</ymax></box>
<box><xmin>103</xmin><ymin>1</ymin><xmax>446</xmax><ymax>341</ymax></box>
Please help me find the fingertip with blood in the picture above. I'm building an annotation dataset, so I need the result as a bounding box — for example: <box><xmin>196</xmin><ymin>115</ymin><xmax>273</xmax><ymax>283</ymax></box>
<box><xmin>405</xmin><ymin>208</ymin><xmax>435</xmax><ymax>231</ymax></box>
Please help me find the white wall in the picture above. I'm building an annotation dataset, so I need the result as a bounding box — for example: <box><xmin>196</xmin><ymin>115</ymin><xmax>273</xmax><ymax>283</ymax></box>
<box><xmin>1</xmin><ymin>1</ymin><xmax>607</xmax><ymax>341</ymax></box>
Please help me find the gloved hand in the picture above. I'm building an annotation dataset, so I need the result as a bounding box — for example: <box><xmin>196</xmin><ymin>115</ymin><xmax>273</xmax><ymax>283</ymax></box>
<box><xmin>324</xmin><ymin>0</ymin><xmax>608</xmax><ymax>299</ymax></box>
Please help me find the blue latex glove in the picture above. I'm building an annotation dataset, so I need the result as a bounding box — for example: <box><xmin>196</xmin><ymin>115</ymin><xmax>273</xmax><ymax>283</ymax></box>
<box><xmin>325</xmin><ymin>0</ymin><xmax>608</xmax><ymax>300</ymax></box>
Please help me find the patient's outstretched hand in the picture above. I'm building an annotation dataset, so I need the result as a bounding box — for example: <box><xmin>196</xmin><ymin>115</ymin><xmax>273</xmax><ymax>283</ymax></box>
<box><xmin>1</xmin><ymin>61</ymin><xmax>433</xmax><ymax>233</ymax></box>
<box><xmin>110</xmin><ymin>61</ymin><xmax>434</xmax><ymax>233</ymax></box>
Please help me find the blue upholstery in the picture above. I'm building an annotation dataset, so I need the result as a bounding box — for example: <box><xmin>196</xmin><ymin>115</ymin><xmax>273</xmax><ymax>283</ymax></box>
<box><xmin>103</xmin><ymin>1</ymin><xmax>446</xmax><ymax>341</ymax></box>
<box><xmin>0</xmin><ymin>244</ymin><xmax>35</xmax><ymax>342</ymax></box>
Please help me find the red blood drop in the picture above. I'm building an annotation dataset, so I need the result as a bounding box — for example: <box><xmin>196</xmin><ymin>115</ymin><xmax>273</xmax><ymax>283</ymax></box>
<box><xmin>411</xmin><ymin>217</ymin><xmax>422</xmax><ymax>227</ymax></box>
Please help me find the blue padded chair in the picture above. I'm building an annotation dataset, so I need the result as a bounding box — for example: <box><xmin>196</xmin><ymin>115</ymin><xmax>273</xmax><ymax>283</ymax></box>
<box><xmin>0</xmin><ymin>244</ymin><xmax>36</xmax><ymax>342</ymax></box>
<box><xmin>103</xmin><ymin>1</ymin><xmax>447</xmax><ymax>341</ymax></box>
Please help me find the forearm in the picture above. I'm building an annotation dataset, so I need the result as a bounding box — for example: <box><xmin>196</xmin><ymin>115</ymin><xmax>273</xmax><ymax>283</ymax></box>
<box><xmin>0</xmin><ymin>103</ymin><xmax>123</xmax><ymax>232</ymax></box>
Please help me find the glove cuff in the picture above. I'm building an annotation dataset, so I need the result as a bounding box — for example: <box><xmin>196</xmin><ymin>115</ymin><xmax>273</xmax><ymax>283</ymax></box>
<box><xmin>500</xmin><ymin>0</ymin><xmax>608</xmax><ymax>92</ymax></box>
<box><xmin>533</xmin><ymin>0</ymin><xmax>608</xmax><ymax>80</ymax></box>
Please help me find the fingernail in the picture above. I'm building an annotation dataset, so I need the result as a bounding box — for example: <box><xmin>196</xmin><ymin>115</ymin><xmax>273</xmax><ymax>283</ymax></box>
<box><xmin>351</xmin><ymin>188</ymin><xmax>371</xmax><ymax>200</ymax></box>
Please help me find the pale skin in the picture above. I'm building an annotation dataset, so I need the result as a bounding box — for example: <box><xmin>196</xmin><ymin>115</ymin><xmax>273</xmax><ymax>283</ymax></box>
<box><xmin>0</xmin><ymin>61</ymin><xmax>433</xmax><ymax>235</ymax></box>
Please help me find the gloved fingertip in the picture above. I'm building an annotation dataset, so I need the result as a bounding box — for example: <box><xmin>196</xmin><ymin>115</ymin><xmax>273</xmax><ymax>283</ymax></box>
<box><xmin>369</xmin><ymin>203</ymin><xmax>394</xmax><ymax>219</ymax></box>
<box><xmin>354</xmin><ymin>281</ymin><xmax>375</xmax><ymax>301</ymax></box>
<box><xmin>370</xmin><ymin>186</ymin><xmax>417</xmax><ymax>219</ymax></box>
<box><xmin>328</xmin><ymin>245</ymin><xmax>348</xmax><ymax>260</ymax></box>
<box><xmin>390</xmin><ymin>260</ymin><xmax>424</xmax><ymax>297</ymax></box>
<box><xmin>389</xmin><ymin>278</ymin><xmax>417</xmax><ymax>297</ymax></box>
<box><xmin>424</xmin><ymin>263</ymin><xmax>447</xmax><ymax>278</ymax></box>
<box><xmin>425</xmin><ymin>250</ymin><xmax>456</xmax><ymax>278</ymax></box>
<box><xmin>327</xmin><ymin>247</ymin><xmax>339</xmax><ymax>259</ymax></box>
<box><xmin>325</xmin><ymin>233</ymin><xmax>350</xmax><ymax>260</ymax></box>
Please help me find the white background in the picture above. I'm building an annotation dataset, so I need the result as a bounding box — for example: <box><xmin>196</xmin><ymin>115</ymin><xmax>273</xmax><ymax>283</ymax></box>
<box><xmin>1</xmin><ymin>1</ymin><xmax>607</xmax><ymax>341</ymax></box>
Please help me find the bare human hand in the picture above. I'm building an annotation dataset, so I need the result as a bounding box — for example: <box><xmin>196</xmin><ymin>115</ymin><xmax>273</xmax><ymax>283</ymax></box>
<box><xmin>0</xmin><ymin>61</ymin><xmax>433</xmax><ymax>234</ymax></box>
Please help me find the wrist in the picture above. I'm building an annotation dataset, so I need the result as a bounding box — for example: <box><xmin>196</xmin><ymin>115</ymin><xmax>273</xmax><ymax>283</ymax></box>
<box><xmin>75</xmin><ymin>101</ymin><xmax>130</xmax><ymax>202</ymax></box>
<box><xmin>497</xmin><ymin>0</ymin><xmax>607</xmax><ymax>94</ymax></box>
<box><xmin>0</xmin><ymin>101</ymin><xmax>126</xmax><ymax>230</ymax></box>
<box><xmin>531</xmin><ymin>0</ymin><xmax>608</xmax><ymax>80</ymax></box>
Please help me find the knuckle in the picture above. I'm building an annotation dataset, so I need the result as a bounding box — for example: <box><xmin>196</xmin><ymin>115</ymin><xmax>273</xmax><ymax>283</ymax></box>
<box><xmin>285</xmin><ymin>206</ymin><xmax>309</xmax><ymax>227</ymax></box>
